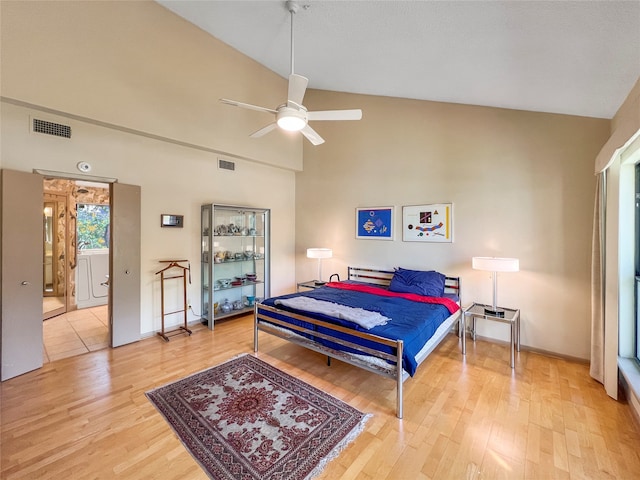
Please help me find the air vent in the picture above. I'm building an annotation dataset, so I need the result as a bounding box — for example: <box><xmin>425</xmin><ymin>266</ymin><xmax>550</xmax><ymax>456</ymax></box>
<box><xmin>218</xmin><ymin>159</ymin><xmax>235</xmax><ymax>171</ymax></box>
<box><xmin>32</xmin><ymin>118</ymin><xmax>71</xmax><ymax>139</ymax></box>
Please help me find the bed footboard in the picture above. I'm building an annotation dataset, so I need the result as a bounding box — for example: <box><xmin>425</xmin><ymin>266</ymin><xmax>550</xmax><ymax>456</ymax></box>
<box><xmin>254</xmin><ymin>303</ymin><xmax>407</xmax><ymax>417</ymax></box>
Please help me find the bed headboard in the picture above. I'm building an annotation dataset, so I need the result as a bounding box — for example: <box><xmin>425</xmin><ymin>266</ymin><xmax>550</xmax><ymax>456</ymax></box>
<box><xmin>347</xmin><ymin>266</ymin><xmax>395</xmax><ymax>285</ymax></box>
<box><xmin>347</xmin><ymin>266</ymin><xmax>461</xmax><ymax>298</ymax></box>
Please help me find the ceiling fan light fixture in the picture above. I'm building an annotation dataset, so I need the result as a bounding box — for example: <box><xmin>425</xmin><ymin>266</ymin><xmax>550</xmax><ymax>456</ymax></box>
<box><xmin>276</xmin><ymin>110</ymin><xmax>306</xmax><ymax>131</ymax></box>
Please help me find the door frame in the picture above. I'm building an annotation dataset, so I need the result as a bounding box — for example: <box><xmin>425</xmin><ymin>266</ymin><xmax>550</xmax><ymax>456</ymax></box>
<box><xmin>43</xmin><ymin>191</ymin><xmax>69</xmax><ymax>320</ymax></box>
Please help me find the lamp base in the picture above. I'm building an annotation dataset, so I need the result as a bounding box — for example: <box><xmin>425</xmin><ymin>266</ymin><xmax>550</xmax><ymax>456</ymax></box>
<box><xmin>314</xmin><ymin>280</ymin><xmax>326</xmax><ymax>286</ymax></box>
<box><xmin>484</xmin><ymin>306</ymin><xmax>505</xmax><ymax>318</ymax></box>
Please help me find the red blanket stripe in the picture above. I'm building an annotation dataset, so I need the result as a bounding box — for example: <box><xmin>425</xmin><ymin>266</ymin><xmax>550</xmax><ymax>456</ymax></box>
<box><xmin>326</xmin><ymin>282</ymin><xmax>460</xmax><ymax>314</ymax></box>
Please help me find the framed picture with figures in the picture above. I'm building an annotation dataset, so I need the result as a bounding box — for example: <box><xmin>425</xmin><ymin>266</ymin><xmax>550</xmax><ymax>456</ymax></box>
<box><xmin>402</xmin><ymin>203</ymin><xmax>453</xmax><ymax>242</ymax></box>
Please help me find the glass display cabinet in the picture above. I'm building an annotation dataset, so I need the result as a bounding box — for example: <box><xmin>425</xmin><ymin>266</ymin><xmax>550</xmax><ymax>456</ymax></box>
<box><xmin>201</xmin><ymin>204</ymin><xmax>270</xmax><ymax>329</ymax></box>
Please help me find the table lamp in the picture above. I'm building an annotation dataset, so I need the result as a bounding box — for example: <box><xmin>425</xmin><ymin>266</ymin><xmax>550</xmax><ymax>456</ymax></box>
<box><xmin>307</xmin><ymin>248</ymin><xmax>332</xmax><ymax>285</ymax></box>
<box><xmin>472</xmin><ymin>256</ymin><xmax>519</xmax><ymax>317</ymax></box>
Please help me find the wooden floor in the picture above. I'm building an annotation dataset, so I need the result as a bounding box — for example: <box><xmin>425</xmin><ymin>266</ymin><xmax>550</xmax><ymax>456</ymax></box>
<box><xmin>2</xmin><ymin>314</ymin><xmax>639</xmax><ymax>479</ymax></box>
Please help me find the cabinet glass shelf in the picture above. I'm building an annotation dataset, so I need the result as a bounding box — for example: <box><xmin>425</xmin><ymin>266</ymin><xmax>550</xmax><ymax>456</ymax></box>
<box><xmin>212</xmin><ymin>281</ymin><xmax>264</xmax><ymax>291</ymax></box>
<box><xmin>215</xmin><ymin>306</ymin><xmax>255</xmax><ymax>320</ymax></box>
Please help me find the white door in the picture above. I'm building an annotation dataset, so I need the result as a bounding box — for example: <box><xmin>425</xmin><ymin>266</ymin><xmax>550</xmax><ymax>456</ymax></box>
<box><xmin>1</xmin><ymin>169</ymin><xmax>43</xmax><ymax>380</ymax></box>
<box><xmin>110</xmin><ymin>182</ymin><xmax>141</xmax><ymax>347</ymax></box>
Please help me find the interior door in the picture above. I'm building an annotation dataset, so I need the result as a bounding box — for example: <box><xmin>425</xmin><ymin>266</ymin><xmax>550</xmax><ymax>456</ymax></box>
<box><xmin>1</xmin><ymin>169</ymin><xmax>44</xmax><ymax>380</ymax></box>
<box><xmin>110</xmin><ymin>182</ymin><xmax>141</xmax><ymax>347</ymax></box>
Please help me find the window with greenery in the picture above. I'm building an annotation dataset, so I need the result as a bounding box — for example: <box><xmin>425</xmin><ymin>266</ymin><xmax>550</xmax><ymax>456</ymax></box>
<box><xmin>77</xmin><ymin>204</ymin><xmax>110</xmax><ymax>250</ymax></box>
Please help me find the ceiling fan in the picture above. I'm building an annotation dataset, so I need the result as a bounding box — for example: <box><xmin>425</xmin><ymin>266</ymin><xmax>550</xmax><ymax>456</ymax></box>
<box><xmin>219</xmin><ymin>0</ymin><xmax>362</xmax><ymax>146</ymax></box>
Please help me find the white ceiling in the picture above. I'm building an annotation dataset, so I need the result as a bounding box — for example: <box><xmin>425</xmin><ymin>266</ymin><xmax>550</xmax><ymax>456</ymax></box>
<box><xmin>157</xmin><ymin>0</ymin><xmax>640</xmax><ymax>119</ymax></box>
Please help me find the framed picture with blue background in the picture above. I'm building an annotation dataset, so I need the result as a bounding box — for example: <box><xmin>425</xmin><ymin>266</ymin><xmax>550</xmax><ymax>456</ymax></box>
<box><xmin>355</xmin><ymin>206</ymin><xmax>394</xmax><ymax>240</ymax></box>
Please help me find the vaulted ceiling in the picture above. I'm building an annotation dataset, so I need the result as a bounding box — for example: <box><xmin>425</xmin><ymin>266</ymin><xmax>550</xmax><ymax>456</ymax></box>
<box><xmin>158</xmin><ymin>0</ymin><xmax>640</xmax><ymax>119</ymax></box>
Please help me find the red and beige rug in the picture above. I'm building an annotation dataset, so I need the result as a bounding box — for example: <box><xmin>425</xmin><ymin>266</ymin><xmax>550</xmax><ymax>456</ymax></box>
<box><xmin>146</xmin><ymin>354</ymin><xmax>370</xmax><ymax>480</ymax></box>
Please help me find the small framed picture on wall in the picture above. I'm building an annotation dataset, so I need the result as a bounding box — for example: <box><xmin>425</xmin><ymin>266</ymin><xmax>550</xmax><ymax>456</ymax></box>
<box><xmin>402</xmin><ymin>203</ymin><xmax>453</xmax><ymax>242</ymax></box>
<box><xmin>355</xmin><ymin>206</ymin><xmax>394</xmax><ymax>240</ymax></box>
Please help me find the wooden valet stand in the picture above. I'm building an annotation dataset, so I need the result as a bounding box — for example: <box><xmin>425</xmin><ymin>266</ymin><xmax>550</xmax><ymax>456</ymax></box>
<box><xmin>155</xmin><ymin>259</ymin><xmax>192</xmax><ymax>341</ymax></box>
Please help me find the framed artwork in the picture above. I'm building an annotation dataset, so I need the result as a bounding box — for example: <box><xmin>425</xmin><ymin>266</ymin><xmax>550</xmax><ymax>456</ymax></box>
<box><xmin>355</xmin><ymin>206</ymin><xmax>394</xmax><ymax>240</ymax></box>
<box><xmin>402</xmin><ymin>203</ymin><xmax>453</xmax><ymax>242</ymax></box>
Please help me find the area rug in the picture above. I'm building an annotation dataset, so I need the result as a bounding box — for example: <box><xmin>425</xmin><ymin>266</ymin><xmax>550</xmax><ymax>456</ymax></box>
<box><xmin>146</xmin><ymin>354</ymin><xmax>370</xmax><ymax>480</ymax></box>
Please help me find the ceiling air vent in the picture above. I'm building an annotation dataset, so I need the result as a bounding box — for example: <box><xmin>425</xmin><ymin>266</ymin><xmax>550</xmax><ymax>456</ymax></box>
<box><xmin>218</xmin><ymin>159</ymin><xmax>235</xmax><ymax>171</ymax></box>
<box><xmin>32</xmin><ymin>118</ymin><xmax>72</xmax><ymax>139</ymax></box>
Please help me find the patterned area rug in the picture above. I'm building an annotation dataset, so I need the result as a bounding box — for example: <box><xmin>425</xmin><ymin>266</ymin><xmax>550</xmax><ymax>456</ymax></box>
<box><xmin>146</xmin><ymin>354</ymin><xmax>370</xmax><ymax>480</ymax></box>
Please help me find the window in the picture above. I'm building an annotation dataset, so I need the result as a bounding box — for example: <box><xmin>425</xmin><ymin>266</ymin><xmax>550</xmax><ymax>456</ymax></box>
<box><xmin>77</xmin><ymin>204</ymin><xmax>110</xmax><ymax>250</ymax></box>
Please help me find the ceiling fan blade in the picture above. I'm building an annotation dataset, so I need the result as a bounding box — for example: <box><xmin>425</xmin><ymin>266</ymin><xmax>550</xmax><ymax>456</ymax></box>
<box><xmin>307</xmin><ymin>109</ymin><xmax>363</xmax><ymax>121</ymax></box>
<box><xmin>250</xmin><ymin>123</ymin><xmax>277</xmax><ymax>138</ymax></box>
<box><xmin>287</xmin><ymin>74</ymin><xmax>308</xmax><ymax>106</ymax></box>
<box><xmin>300</xmin><ymin>124</ymin><xmax>325</xmax><ymax>145</ymax></box>
<box><xmin>219</xmin><ymin>98</ymin><xmax>277</xmax><ymax>115</ymax></box>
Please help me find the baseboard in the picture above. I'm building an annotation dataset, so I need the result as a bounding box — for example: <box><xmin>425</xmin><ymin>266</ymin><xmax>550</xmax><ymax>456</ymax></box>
<box><xmin>468</xmin><ymin>332</ymin><xmax>589</xmax><ymax>364</ymax></box>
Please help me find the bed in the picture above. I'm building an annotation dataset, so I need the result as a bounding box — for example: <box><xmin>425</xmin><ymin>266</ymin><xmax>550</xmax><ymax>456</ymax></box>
<box><xmin>254</xmin><ymin>266</ymin><xmax>463</xmax><ymax>418</ymax></box>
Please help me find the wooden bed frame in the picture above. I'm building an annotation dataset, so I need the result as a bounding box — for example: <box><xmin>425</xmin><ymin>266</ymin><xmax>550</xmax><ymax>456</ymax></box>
<box><xmin>254</xmin><ymin>266</ymin><xmax>462</xmax><ymax>418</ymax></box>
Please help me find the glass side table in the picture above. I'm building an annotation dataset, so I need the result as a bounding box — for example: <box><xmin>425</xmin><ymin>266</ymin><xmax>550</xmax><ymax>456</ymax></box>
<box><xmin>462</xmin><ymin>302</ymin><xmax>520</xmax><ymax>368</ymax></box>
<box><xmin>296</xmin><ymin>280</ymin><xmax>326</xmax><ymax>292</ymax></box>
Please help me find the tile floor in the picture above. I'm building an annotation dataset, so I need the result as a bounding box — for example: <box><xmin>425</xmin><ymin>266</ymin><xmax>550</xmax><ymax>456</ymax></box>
<box><xmin>43</xmin><ymin>305</ymin><xmax>109</xmax><ymax>363</ymax></box>
<box><xmin>42</xmin><ymin>296</ymin><xmax>65</xmax><ymax>314</ymax></box>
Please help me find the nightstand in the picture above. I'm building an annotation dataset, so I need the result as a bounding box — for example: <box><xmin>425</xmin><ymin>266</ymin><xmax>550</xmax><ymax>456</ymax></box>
<box><xmin>296</xmin><ymin>280</ymin><xmax>326</xmax><ymax>292</ymax></box>
<box><xmin>463</xmin><ymin>302</ymin><xmax>520</xmax><ymax>368</ymax></box>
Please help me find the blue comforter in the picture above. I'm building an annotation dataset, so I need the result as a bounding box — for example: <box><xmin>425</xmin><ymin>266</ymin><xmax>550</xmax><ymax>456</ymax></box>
<box><xmin>260</xmin><ymin>284</ymin><xmax>457</xmax><ymax>376</ymax></box>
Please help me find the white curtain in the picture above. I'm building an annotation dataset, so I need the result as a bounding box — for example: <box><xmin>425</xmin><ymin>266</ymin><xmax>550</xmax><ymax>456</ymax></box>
<box><xmin>590</xmin><ymin>172</ymin><xmax>605</xmax><ymax>383</ymax></box>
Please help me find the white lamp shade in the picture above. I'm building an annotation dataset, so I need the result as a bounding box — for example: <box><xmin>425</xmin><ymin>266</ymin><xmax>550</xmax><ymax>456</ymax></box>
<box><xmin>472</xmin><ymin>256</ymin><xmax>519</xmax><ymax>272</ymax></box>
<box><xmin>307</xmin><ymin>248</ymin><xmax>333</xmax><ymax>259</ymax></box>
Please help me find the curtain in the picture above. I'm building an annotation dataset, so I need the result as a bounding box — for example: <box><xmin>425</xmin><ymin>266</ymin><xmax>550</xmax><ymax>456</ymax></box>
<box><xmin>590</xmin><ymin>172</ymin><xmax>605</xmax><ymax>383</ymax></box>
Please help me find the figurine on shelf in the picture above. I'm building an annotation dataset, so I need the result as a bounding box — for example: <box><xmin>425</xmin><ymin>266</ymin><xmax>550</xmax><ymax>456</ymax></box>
<box><xmin>220</xmin><ymin>299</ymin><xmax>232</xmax><ymax>313</ymax></box>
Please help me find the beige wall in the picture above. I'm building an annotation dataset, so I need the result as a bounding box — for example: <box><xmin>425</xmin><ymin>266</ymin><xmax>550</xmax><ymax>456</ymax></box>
<box><xmin>0</xmin><ymin>0</ymin><xmax>302</xmax><ymax>170</ymax></box>
<box><xmin>297</xmin><ymin>90</ymin><xmax>610</xmax><ymax>359</ymax></box>
<box><xmin>1</xmin><ymin>102</ymin><xmax>297</xmax><ymax>336</ymax></box>
<box><xmin>596</xmin><ymin>77</ymin><xmax>640</xmax><ymax>172</ymax></box>
<box><xmin>0</xmin><ymin>1</ymin><xmax>299</xmax><ymax>335</ymax></box>
<box><xmin>0</xmin><ymin>0</ymin><xmax>622</xmax><ymax>361</ymax></box>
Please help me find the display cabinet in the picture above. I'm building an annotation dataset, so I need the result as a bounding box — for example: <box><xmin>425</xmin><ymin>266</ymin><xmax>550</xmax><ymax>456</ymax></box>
<box><xmin>201</xmin><ymin>204</ymin><xmax>270</xmax><ymax>329</ymax></box>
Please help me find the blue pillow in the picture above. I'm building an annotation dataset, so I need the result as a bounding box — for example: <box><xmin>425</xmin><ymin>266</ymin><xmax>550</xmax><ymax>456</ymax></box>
<box><xmin>388</xmin><ymin>268</ymin><xmax>445</xmax><ymax>297</ymax></box>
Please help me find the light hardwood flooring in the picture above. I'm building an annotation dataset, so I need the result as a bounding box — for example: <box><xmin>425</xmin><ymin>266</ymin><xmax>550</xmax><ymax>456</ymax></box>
<box><xmin>42</xmin><ymin>305</ymin><xmax>109</xmax><ymax>363</ymax></box>
<box><xmin>2</xmin><ymin>314</ymin><xmax>640</xmax><ymax>479</ymax></box>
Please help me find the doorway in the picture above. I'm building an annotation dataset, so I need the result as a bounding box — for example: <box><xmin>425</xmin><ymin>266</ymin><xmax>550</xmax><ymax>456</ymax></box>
<box><xmin>42</xmin><ymin>179</ymin><xmax>111</xmax><ymax>363</ymax></box>
<box><xmin>43</xmin><ymin>192</ymin><xmax>67</xmax><ymax>320</ymax></box>
<box><xmin>2</xmin><ymin>169</ymin><xmax>141</xmax><ymax>381</ymax></box>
